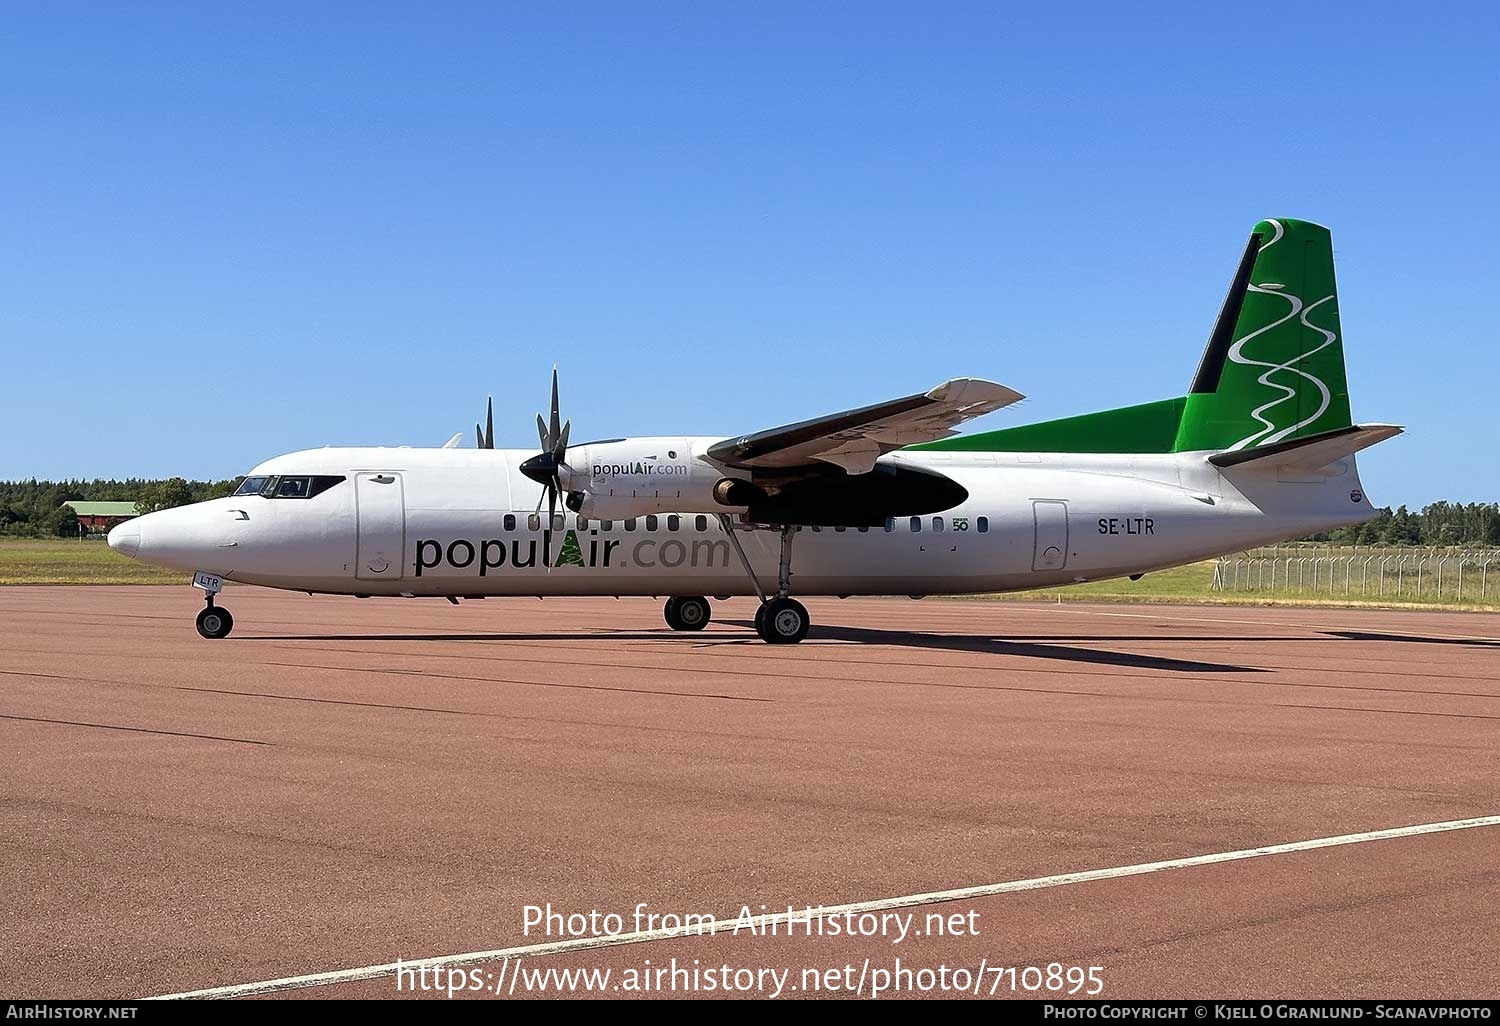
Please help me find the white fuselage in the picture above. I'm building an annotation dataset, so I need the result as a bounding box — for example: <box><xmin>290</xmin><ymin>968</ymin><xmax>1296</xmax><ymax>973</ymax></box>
<box><xmin>111</xmin><ymin>438</ymin><xmax>1376</xmax><ymax>598</ymax></box>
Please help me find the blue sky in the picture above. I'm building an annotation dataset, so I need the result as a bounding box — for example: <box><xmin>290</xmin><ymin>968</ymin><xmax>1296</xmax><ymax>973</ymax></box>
<box><xmin>2</xmin><ymin>3</ymin><xmax>1496</xmax><ymax>505</ymax></box>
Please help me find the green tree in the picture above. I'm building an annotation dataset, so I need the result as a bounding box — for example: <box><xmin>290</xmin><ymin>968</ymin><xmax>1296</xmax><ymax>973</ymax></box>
<box><xmin>134</xmin><ymin>477</ymin><xmax>194</xmax><ymax>514</ymax></box>
<box><xmin>40</xmin><ymin>505</ymin><xmax>80</xmax><ymax>537</ymax></box>
<box><xmin>1388</xmin><ymin>505</ymin><xmax>1422</xmax><ymax>545</ymax></box>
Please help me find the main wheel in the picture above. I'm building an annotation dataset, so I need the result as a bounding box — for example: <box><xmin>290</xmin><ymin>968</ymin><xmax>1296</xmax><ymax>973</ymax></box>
<box><xmin>664</xmin><ymin>595</ymin><xmax>711</xmax><ymax>631</ymax></box>
<box><xmin>196</xmin><ymin>606</ymin><xmax>234</xmax><ymax>640</ymax></box>
<box><xmin>755</xmin><ymin>597</ymin><xmax>809</xmax><ymax>644</ymax></box>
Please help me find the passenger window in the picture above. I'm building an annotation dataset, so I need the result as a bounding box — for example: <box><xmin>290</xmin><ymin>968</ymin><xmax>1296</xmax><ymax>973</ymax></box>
<box><xmin>857</xmin><ymin>526</ymin><xmax>869</xmax><ymax>533</ymax></box>
<box><xmin>811</xmin><ymin>525</ymin><xmax>821</xmax><ymax>532</ymax></box>
<box><xmin>910</xmin><ymin>517</ymin><xmax>921</xmax><ymax>533</ymax></box>
<box><xmin>625</xmin><ymin>518</ymin><xmax>637</xmax><ymax>532</ymax></box>
<box><xmin>577</xmin><ymin>516</ymin><xmax>589</xmax><ymax>530</ymax></box>
<box><xmin>933</xmin><ymin>516</ymin><xmax>944</xmax><ymax>533</ymax></box>
<box><xmin>834</xmin><ymin>525</ymin><xmax>846</xmax><ymax>533</ymax></box>
<box><xmin>504</xmin><ymin>514</ymin><xmax>516</xmax><ymax>531</ymax></box>
<box><xmin>884</xmin><ymin>518</ymin><xmax>894</xmax><ymax>533</ymax></box>
<box><xmin>977</xmin><ymin>516</ymin><xmax>989</xmax><ymax>534</ymax></box>
<box><xmin>645</xmin><ymin>515</ymin><xmax>658</xmax><ymax>532</ymax></box>
<box><xmin>600</xmin><ymin>519</ymin><xmax>612</xmax><ymax>531</ymax></box>
<box><xmin>528</xmin><ymin>513</ymin><xmax>541</xmax><ymax>531</ymax></box>
<box><xmin>695</xmin><ymin>515</ymin><xmax>707</xmax><ymax>532</ymax></box>
<box><xmin>667</xmin><ymin>515</ymin><xmax>679</xmax><ymax>532</ymax></box>
<box><xmin>552</xmin><ymin>514</ymin><xmax>564</xmax><ymax>531</ymax></box>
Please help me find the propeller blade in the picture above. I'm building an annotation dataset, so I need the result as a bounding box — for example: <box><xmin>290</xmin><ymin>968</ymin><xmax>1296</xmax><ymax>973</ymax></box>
<box><xmin>522</xmin><ymin>367</ymin><xmax>572</xmax><ymax>544</ymax></box>
<box><xmin>484</xmin><ymin>397</ymin><xmax>494</xmax><ymax>450</ymax></box>
<box><xmin>548</xmin><ymin>366</ymin><xmax>561</xmax><ymax>450</ymax></box>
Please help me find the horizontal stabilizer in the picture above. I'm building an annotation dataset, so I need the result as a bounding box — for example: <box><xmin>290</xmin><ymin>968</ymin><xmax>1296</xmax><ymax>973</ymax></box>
<box><xmin>1209</xmin><ymin>423</ymin><xmax>1403</xmax><ymax>472</ymax></box>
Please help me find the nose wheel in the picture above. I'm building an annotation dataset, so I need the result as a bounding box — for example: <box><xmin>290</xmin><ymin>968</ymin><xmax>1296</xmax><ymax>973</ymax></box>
<box><xmin>195</xmin><ymin>602</ymin><xmax>234</xmax><ymax>639</ymax></box>
<box><xmin>190</xmin><ymin>571</ymin><xmax>233</xmax><ymax>639</ymax></box>
<box><xmin>664</xmin><ymin>595</ymin><xmax>711</xmax><ymax>631</ymax></box>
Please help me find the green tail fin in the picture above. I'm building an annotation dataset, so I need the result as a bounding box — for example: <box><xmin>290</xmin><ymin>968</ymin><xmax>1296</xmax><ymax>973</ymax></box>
<box><xmin>1173</xmin><ymin>218</ymin><xmax>1353</xmax><ymax>452</ymax></box>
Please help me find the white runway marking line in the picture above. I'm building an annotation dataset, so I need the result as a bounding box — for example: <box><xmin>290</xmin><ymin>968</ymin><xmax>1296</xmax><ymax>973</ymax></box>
<box><xmin>149</xmin><ymin>813</ymin><xmax>1500</xmax><ymax>1000</ymax></box>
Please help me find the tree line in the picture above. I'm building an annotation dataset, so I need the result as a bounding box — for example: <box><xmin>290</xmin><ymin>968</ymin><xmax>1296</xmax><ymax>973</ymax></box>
<box><xmin>1288</xmin><ymin>502</ymin><xmax>1500</xmax><ymax>546</ymax></box>
<box><xmin>0</xmin><ymin>478</ymin><xmax>235</xmax><ymax>537</ymax></box>
<box><xmin>2</xmin><ymin>478</ymin><xmax>1498</xmax><ymax>546</ymax></box>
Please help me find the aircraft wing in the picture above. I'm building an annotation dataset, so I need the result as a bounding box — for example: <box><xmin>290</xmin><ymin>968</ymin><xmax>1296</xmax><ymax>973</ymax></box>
<box><xmin>706</xmin><ymin>378</ymin><xmax>1023</xmax><ymax>475</ymax></box>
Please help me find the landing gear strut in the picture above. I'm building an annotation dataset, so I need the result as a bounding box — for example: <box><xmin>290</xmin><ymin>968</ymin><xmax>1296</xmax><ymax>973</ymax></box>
<box><xmin>195</xmin><ymin>593</ymin><xmax>234</xmax><ymax>640</ymax></box>
<box><xmin>719</xmin><ymin>517</ymin><xmax>810</xmax><ymax>644</ymax></box>
<box><xmin>664</xmin><ymin>595</ymin><xmax>711</xmax><ymax>631</ymax></box>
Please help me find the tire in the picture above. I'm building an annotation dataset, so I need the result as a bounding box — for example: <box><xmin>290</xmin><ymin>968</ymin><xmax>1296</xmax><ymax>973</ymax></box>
<box><xmin>196</xmin><ymin>606</ymin><xmax>234</xmax><ymax>640</ymax></box>
<box><xmin>675</xmin><ymin>596</ymin><xmax>710</xmax><ymax>631</ymax></box>
<box><xmin>665</xmin><ymin>596</ymin><xmax>711</xmax><ymax>631</ymax></box>
<box><xmin>755</xmin><ymin>597</ymin><xmax>809</xmax><ymax>644</ymax></box>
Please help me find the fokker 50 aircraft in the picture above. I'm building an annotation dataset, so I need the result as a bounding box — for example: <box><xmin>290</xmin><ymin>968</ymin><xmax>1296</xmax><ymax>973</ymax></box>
<box><xmin>110</xmin><ymin>218</ymin><xmax>1400</xmax><ymax>643</ymax></box>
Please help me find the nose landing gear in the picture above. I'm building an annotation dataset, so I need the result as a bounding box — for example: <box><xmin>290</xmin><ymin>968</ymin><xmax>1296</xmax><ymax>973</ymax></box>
<box><xmin>195</xmin><ymin>598</ymin><xmax>234</xmax><ymax>639</ymax></box>
<box><xmin>191</xmin><ymin>571</ymin><xmax>233</xmax><ymax>639</ymax></box>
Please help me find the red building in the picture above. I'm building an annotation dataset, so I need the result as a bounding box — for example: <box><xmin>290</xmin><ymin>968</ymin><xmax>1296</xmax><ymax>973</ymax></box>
<box><xmin>62</xmin><ymin>501</ymin><xmax>139</xmax><ymax>536</ymax></box>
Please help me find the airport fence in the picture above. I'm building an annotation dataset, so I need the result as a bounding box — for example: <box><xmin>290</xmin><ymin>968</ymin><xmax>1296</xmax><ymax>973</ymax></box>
<box><xmin>1210</xmin><ymin>546</ymin><xmax>1500</xmax><ymax>605</ymax></box>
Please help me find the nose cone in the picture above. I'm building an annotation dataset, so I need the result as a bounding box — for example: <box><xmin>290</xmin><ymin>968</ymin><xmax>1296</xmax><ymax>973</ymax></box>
<box><xmin>519</xmin><ymin>452</ymin><xmax>557</xmax><ymax>485</ymax></box>
<box><xmin>107</xmin><ymin>521</ymin><xmax>141</xmax><ymax>558</ymax></box>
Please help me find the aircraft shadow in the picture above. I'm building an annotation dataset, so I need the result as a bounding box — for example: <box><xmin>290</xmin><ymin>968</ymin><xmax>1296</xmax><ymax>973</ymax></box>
<box><xmin>1323</xmin><ymin>630</ymin><xmax>1500</xmax><ymax>648</ymax></box>
<box><xmin>250</xmin><ymin>631</ymin><xmax>702</xmax><ymax>643</ymax></box>
<box><xmin>251</xmin><ymin>626</ymin><xmax>1260</xmax><ymax>672</ymax></box>
<box><xmin>243</xmin><ymin>628</ymin><xmax>1492</xmax><ymax>674</ymax></box>
<box><xmin>725</xmin><ymin>621</ymin><xmax>1260</xmax><ymax>673</ymax></box>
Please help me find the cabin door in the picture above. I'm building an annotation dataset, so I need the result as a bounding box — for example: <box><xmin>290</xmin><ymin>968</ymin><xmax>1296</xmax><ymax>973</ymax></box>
<box><xmin>356</xmin><ymin>472</ymin><xmax>406</xmax><ymax>580</ymax></box>
<box><xmin>1031</xmin><ymin>500</ymin><xmax>1069</xmax><ymax>571</ymax></box>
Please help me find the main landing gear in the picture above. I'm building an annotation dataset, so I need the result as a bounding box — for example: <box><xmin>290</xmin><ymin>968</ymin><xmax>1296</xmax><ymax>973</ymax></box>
<box><xmin>719</xmin><ymin>517</ymin><xmax>811</xmax><ymax>644</ymax></box>
<box><xmin>754</xmin><ymin>596</ymin><xmax>810</xmax><ymax>645</ymax></box>
<box><xmin>664</xmin><ymin>595</ymin><xmax>711</xmax><ymax>631</ymax></box>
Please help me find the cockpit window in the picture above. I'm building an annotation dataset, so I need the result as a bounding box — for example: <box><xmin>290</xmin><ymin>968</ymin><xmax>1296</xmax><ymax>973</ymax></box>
<box><xmin>245</xmin><ymin>474</ymin><xmax>346</xmax><ymax>499</ymax></box>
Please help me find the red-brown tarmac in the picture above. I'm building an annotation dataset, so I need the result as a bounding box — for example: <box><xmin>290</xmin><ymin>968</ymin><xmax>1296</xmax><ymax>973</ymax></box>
<box><xmin>1</xmin><ymin>586</ymin><xmax>1497</xmax><ymax>1000</ymax></box>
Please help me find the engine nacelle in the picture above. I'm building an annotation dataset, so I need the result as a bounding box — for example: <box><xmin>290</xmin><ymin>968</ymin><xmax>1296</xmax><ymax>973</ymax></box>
<box><xmin>558</xmin><ymin>437</ymin><xmax>751</xmax><ymax>519</ymax></box>
<box><xmin>552</xmin><ymin>435</ymin><xmax>967</xmax><ymax>527</ymax></box>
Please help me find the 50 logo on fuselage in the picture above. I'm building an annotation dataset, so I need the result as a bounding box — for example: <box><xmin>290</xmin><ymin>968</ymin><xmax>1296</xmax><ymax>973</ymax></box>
<box><xmin>414</xmin><ymin>529</ymin><xmax>731</xmax><ymax>576</ymax></box>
